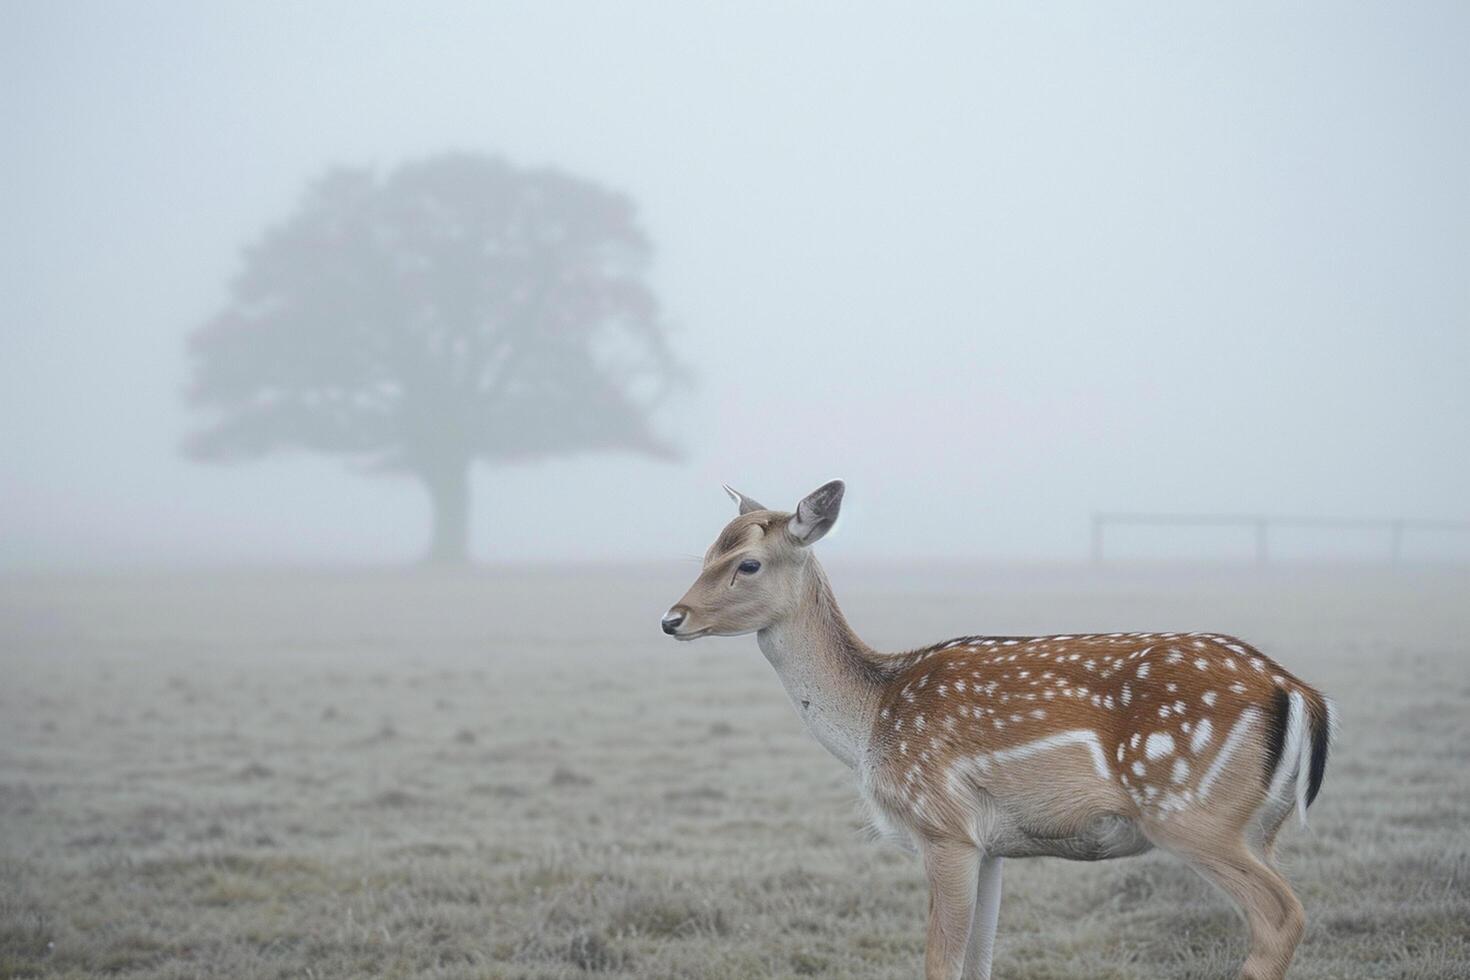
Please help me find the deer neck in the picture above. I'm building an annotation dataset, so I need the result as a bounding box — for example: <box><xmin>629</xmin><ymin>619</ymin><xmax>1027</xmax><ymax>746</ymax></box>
<box><xmin>756</xmin><ymin>559</ymin><xmax>885</xmax><ymax>770</ymax></box>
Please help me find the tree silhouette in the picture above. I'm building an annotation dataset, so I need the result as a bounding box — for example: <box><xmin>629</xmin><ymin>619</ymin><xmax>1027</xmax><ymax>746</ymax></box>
<box><xmin>185</xmin><ymin>153</ymin><xmax>683</xmax><ymax>562</ymax></box>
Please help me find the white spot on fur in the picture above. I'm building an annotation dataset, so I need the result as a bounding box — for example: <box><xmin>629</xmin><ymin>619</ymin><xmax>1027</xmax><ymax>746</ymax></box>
<box><xmin>1171</xmin><ymin>758</ymin><xmax>1190</xmax><ymax>783</ymax></box>
<box><xmin>1145</xmin><ymin>732</ymin><xmax>1175</xmax><ymax>760</ymax></box>
<box><xmin>1202</xmin><ymin>690</ymin><xmax>1218</xmax><ymax>707</ymax></box>
<box><xmin>1191</xmin><ymin>718</ymin><xmax>1214</xmax><ymax>754</ymax></box>
<box><xmin>1136</xmin><ymin>663</ymin><xmax>1151</xmax><ymax>678</ymax></box>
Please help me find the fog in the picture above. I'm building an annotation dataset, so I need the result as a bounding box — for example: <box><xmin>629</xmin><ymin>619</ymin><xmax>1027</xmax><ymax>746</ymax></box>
<box><xmin>5</xmin><ymin>1</ymin><xmax>1468</xmax><ymax>567</ymax></box>
<box><xmin>5</xmin><ymin>10</ymin><xmax>1470</xmax><ymax>976</ymax></box>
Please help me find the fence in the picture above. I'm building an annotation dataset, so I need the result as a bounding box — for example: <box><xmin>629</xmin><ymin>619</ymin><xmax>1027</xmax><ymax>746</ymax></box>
<box><xmin>1090</xmin><ymin>512</ymin><xmax>1470</xmax><ymax>565</ymax></box>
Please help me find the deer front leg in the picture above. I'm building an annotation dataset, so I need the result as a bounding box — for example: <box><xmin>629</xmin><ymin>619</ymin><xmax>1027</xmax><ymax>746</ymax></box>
<box><xmin>961</xmin><ymin>854</ymin><xmax>1004</xmax><ymax>979</ymax></box>
<box><xmin>921</xmin><ymin>839</ymin><xmax>980</xmax><ymax>980</ymax></box>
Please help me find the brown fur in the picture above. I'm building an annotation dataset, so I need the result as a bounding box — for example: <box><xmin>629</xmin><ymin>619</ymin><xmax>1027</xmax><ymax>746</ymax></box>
<box><xmin>870</xmin><ymin>632</ymin><xmax>1310</xmax><ymax>832</ymax></box>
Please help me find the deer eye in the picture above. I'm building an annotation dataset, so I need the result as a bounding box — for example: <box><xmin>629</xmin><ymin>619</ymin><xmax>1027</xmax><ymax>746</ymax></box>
<box><xmin>737</xmin><ymin>559</ymin><xmax>762</xmax><ymax>575</ymax></box>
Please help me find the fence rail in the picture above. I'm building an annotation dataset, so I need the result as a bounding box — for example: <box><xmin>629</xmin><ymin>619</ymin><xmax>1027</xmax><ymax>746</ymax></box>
<box><xmin>1090</xmin><ymin>512</ymin><xmax>1470</xmax><ymax>564</ymax></box>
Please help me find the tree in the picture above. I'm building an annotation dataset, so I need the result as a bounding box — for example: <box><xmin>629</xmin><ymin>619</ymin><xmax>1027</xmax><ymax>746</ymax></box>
<box><xmin>185</xmin><ymin>153</ymin><xmax>683</xmax><ymax>563</ymax></box>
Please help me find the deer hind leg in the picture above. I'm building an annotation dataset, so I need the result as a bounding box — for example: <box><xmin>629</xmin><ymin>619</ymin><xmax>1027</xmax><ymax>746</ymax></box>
<box><xmin>1151</xmin><ymin>823</ymin><xmax>1305</xmax><ymax>980</ymax></box>
<box><xmin>920</xmin><ymin>839</ymin><xmax>981</xmax><ymax>980</ymax></box>
<box><xmin>960</xmin><ymin>854</ymin><xmax>1003</xmax><ymax>980</ymax></box>
<box><xmin>1252</xmin><ymin>806</ymin><xmax>1292</xmax><ymax>870</ymax></box>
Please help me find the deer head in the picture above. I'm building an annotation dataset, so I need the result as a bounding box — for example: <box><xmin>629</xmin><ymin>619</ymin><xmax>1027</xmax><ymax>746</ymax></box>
<box><xmin>661</xmin><ymin>480</ymin><xmax>845</xmax><ymax>640</ymax></box>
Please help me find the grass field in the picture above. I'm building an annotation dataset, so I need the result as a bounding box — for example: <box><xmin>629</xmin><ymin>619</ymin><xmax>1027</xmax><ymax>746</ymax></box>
<box><xmin>2</xmin><ymin>564</ymin><xmax>1467</xmax><ymax>979</ymax></box>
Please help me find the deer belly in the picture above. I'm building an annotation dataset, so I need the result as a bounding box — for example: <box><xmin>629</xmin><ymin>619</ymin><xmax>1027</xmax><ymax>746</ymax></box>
<box><xmin>988</xmin><ymin>810</ymin><xmax>1152</xmax><ymax>861</ymax></box>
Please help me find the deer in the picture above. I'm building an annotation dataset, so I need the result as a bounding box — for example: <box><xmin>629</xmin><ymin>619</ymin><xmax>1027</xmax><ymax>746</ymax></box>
<box><xmin>661</xmin><ymin>480</ymin><xmax>1335</xmax><ymax>980</ymax></box>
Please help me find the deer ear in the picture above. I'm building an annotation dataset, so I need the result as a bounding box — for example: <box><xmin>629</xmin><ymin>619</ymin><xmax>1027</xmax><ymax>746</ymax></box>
<box><xmin>788</xmin><ymin>480</ymin><xmax>845</xmax><ymax>546</ymax></box>
<box><xmin>722</xmin><ymin>484</ymin><xmax>767</xmax><ymax>515</ymax></box>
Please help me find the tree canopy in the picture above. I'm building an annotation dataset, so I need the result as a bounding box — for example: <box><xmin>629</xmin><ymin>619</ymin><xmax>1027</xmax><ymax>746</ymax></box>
<box><xmin>185</xmin><ymin>153</ymin><xmax>683</xmax><ymax>561</ymax></box>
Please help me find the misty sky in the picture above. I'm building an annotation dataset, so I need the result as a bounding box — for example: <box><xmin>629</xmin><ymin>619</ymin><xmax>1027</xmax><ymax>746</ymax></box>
<box><xmin>4</xmin><ymin>2</ymin><xmax>1468</xmax><ymax>566</ymax></box>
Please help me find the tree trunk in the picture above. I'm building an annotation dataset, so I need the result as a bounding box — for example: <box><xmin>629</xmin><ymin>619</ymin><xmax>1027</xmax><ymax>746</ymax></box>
<box><xmin>422</xmin><ymin>462</ymin><xmax>471</xmax><ymax>564</ymax></box>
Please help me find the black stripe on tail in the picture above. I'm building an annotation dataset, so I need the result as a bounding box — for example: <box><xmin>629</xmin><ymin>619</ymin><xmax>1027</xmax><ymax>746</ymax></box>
<box><xmin>1305</xmin><ymin>697</ymin><xmax>1331</xmax><ymax>807</ymax></box>
<box><xmin>1261</xmin><ymin>687</ymin><xmax>1291</xmax><ymax>791</ymax></box>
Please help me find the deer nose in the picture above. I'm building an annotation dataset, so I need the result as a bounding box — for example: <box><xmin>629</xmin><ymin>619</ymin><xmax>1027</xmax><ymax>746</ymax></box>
<box><xmin>661</xmin><ymin>608</ymin><xmax>687</xmax><ymax>635</ymax></box>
